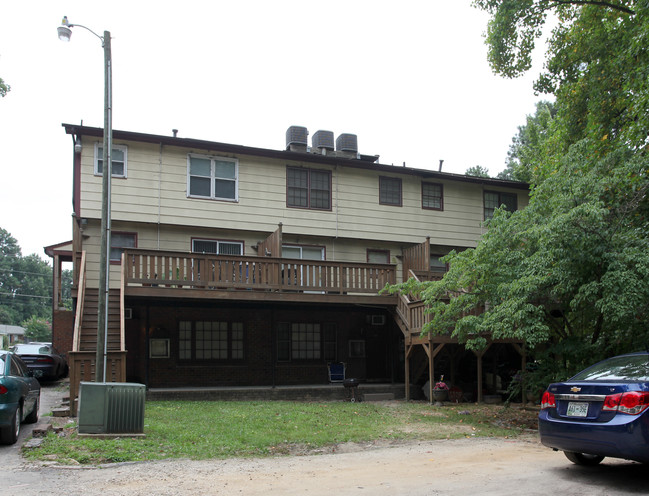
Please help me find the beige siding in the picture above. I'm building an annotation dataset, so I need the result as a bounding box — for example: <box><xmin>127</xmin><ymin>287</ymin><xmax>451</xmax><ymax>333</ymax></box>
<box><xmin>78</xmin><ymin>135</ymin><xmax>529</xmax><ymax>265</ymax></box>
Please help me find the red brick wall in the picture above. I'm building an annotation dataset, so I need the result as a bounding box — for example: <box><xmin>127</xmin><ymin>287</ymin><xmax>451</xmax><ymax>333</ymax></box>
<box><xmin>52</xmin><ymin>309</ymin><xmax>74</xmax><ymax>358</ymax></box>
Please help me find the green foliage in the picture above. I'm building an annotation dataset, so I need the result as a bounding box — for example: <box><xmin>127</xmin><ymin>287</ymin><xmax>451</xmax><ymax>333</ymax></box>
<box><xmin>498</xmin><ymin>100</ymin><xmax>556</xmax><ymax>182</ymax></box>
<box><xmin>0</xmin><ymin>76</ymin><xmax>9</xmax><ymax>98</ymax></box>
<box><xmin>0</xmin><ymin>228</ymin><xmax>52</xmax><ymax>325</ymax></box>
<box><xmin>389</xmin><ymin>141</ymin><xmax>649</xmax><ymax>368</ymax></box>
<box><xmin>22</xmin><ymin>316</ymin><xmax>52</xmax><ymax>342</ymax></box>
<box><xmin>465</xmin><ymin>165</ymin><xmax>491</xmax><ymax>177</ymax></box>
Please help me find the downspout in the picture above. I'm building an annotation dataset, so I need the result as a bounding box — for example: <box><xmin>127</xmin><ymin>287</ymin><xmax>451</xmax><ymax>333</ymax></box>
<box><xmin>333</xmin><ymin>164</ymin><xmax>339</xmax><ymax>260</ymax></box>
<box><xmin>157</xmin><ymin>143</ymin><xmax>163</xmax><ymax>249</ymax></box>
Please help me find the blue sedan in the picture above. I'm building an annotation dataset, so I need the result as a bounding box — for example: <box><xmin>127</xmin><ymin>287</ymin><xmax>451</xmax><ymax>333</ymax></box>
<box><xmin>0</xmin><ymin>350</ymin><xmax>41</xmax><ymax>445</ymax></box>
<box><xmin>538</xmin><ymin>351</ymin><xmax>649</xmax><ymax>465</ymax></box>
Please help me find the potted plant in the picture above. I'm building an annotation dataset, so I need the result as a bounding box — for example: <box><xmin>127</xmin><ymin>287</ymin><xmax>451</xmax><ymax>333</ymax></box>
<box><xmin>432</xmin><ymin>375</ymin><xmax>449</xmax><ymax>403</ymax></box>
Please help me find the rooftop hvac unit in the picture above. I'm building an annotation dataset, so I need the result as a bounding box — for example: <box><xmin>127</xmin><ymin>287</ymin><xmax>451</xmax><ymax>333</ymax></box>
<box><xmin>286</xmin><ymin>126</ymin><xmax>309</xmax><ymax>149</ymax></box>
<box><xmin>78</xmin><ymin>382</ymin><xmax>146</xmax><ymax>435</ymax></box>
<box><xmin>312</xmin><ymin>130</ymin><xmax>335</xmax><ymax>151</ymax></box>
<box><xmin>336</xmin><ymin>133</ymin><xmax>358</xmax><ymax>153</ymax></box>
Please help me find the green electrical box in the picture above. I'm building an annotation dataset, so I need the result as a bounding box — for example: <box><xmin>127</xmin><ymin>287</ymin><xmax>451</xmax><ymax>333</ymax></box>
<box><xmin>78</xmin><ymin>382</ymin><xmax>146</xmax><ymax>434</ymax></box>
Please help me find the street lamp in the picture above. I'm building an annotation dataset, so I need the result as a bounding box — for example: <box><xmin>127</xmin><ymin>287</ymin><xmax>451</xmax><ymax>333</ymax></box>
<box><xmin>58</xmin><ymin>16</ymin><xmax>112</xmax><ymax>383</ymax></box>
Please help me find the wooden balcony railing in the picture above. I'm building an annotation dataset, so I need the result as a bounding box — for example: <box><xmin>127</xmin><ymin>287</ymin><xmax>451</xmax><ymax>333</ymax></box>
<box><xmin>122</xmin><ymin>249</ymin><xmax>396</xmax><ymax>295</ymax></box>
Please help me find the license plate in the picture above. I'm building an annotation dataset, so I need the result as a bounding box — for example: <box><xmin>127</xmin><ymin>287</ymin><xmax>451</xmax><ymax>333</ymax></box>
<box><xmin>567</xmin><ymin>402</ymin><xmax>589</xmax><ymax>417</ymax></box>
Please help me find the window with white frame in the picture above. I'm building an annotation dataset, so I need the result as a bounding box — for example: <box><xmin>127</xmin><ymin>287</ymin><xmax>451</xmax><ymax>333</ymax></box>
<box><xmin>110</xmin><ymin>232</ymin><xmax>137</xmax><ymax>263</ymax></box>
<box><xmin>484</xmin><ymin>191</ymin><xmax>518</xmax><ymax>220</ymax></box>
<box><xmin>95</xmin><ymin>143</ymin><xmax>127</xmax><ymax>178</ymax></box>
<box><xmin>192</xmin><ymin>239</ymin><xmax>243</xmax><ymax>255</ymax></box>
<box><xmin>178</xmin><ymin>320</ymin><xmax>244</xmax><ymax>361</ymax></box>
<box><xmin>188</xmin><ymin>154</ymin><xmax>238</xmax><ymax>201</ymax></box>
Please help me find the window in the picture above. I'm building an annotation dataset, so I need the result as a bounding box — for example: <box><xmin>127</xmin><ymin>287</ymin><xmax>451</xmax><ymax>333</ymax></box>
<box><xmin>430</xmin><ymin>255</ymin><xmax>448</xmax><ymax>273</ymax></box>
<box><xmin>287</xmin><ymin>167</ymin><xmax>331</xmax><ymax>210</ymax></box>
<box><xmin>379</xmin><ymin>177</ymin><xmax>402</xmax><ymax>206</ymax></box>
<box><xmin>277</xmin><ymin>322</ymin><xmax>321</xmax><ymax>361</ymax></box>
<box><xmin>110</xmin><ymin>232</ymin><xmax>137</xmax><ymax>263</ymax></box>
<box><xmin>178</xmin><ymin>321</ymin><xmax>244</xmax><ymax>361</ymax></box>
<box><xmin>349</xmin><ymin>340</ymin><xmax>366</xmax><ymax>358</ymax></box>
<box><xmin>192</xmin><ymin>239</ymin><xmax>243</xmax><ymax>255</ymax></box>
<box><xmin>149</xmin><ymin>339</ymin><xmax>170</xmax><ymax>358</ymax></box>
<box><xmin>323</xmin><ymin>323</ymin><xmax>337</xmax><ymax>362</ymax></box>
<box><xmin>95</xmin><ymin>143</ymin><xmax>127</xmax><ymax>177</ymax></box>
<box><xmin>422</xmin><ymin>182</ymin><xmax>443</xmax><ymax>210</ymax></box>
<box><xmin>367</xmin><ymin>250</ymin><xmax>390</xmax><ymax>264</ymax></box>
<box><xmin>188</xmin><ymin>154</ymin><xmax>238</xmax><ymax>201</ymax></box>
<box><xmin>484</xmin><ymin>191</ymin><xmax>518</xmax><ymax>220</ymax></box>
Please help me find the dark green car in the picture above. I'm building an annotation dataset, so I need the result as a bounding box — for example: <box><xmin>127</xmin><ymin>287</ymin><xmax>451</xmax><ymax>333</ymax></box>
<box><xmin>0</xmin><ymin>350</ymin><xmax>41</xmax><ymax>445</ymax></box>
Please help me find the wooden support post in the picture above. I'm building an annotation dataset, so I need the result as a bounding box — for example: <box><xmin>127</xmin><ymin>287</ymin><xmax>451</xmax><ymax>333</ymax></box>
<box><xmin>405</xmin><ymin>341</ymin><xmax>413</xmax><ymax>400</ymax></box>
<box><xmin>472</xmin><ymin>343</ymin><xmax>491</xmax><ymax>403</ymax></box>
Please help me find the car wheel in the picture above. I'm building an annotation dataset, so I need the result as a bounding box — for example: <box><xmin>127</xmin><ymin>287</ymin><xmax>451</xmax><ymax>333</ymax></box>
<box><xmin>25</xmin><ymin>398</ymin><xmax>39</xmax><ymax>424</ymax></box>
<box><xmin>564</xmin><ymin>451</ymin><xmax>605</xmax><ymax>466</ymax></box>
<box><xmin>0</xmin><ymin>405</ymin><xmax>21</xmax><ymax>445</ymax></box>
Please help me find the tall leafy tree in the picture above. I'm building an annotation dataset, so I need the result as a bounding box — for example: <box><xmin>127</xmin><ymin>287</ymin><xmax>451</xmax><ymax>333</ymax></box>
<box><xmin>0</xmin><ymin>76</ymin><xmax>9</xmax><ymax>98</ymax></box>
<box><xmin>389</xmin><ymin>1</ymin><xmax>649</xmax><ymax>379</ymax></box>
<box><xmin>498</xmin><ymin>100</ymin><xmax>556</xmax><ymax>182</ymax></box>
<box><xmin>465</xmin><ymin>165</ymin><xmax>491</xmax><ymax>177</ymax></box>
<box><xmin>0</xmin><ymin>228</ymin><xmax>52</xmax><ymax>325</ymax></box>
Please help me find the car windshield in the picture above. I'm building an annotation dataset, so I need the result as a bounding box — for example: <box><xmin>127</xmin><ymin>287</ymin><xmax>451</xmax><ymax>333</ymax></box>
<box><xmin>571</xmin><ymin>354</ymin><xmax>649</xmax><ymax>381</ymax></box>
<box><xmin>14</xmin><ymin>344</ymin><xmax>50</xmax><ymax>354</ymax></box>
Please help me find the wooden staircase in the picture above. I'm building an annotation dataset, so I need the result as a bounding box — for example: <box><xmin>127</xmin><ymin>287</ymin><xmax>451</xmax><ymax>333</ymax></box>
<box><xmin>69</xmin><ymin>251</ymin><xmax>127</xmax><ymax>415</ymax></box>
<box><xmin>76</xmin><ymin>289</ymin><xmax>123</xmax><ymax>352</ymax></box>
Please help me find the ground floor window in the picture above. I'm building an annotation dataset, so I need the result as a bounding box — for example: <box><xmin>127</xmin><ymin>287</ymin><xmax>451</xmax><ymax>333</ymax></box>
<box><xmin>178</xmin><ymin>321</ymin><xmax>244</xmax><ymax>360</ymax></box>
<box><xmin>277</xmin><ymin>322</ymin><xmax>334</xmax><ymax>361</ymax></box>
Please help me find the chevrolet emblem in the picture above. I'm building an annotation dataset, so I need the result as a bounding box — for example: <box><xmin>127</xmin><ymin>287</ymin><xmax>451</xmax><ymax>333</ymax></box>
<box><xmin>570</xmin><ymin>386</ymin><xmax>582</xmax><ymax>393</ymax></box>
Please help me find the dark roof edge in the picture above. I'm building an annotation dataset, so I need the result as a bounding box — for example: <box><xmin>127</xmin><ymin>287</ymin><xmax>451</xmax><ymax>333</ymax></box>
<box><xmin>62</xmin><ymin>123</ymin><xmax>529</xmax><ymax>190</ymax></box>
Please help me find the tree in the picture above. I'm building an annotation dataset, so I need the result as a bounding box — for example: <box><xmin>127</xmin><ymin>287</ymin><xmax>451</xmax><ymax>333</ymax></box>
<box><xmin>390</xmin><ymin>141</ymin><xmax>649</xmax><ymax>375</ymax></box>
<box><xmin>0</xmin><ymin>76</ymin><xmax>9</xmax><ymax>98</ymax></box>
<box><xmin>0</xmin><ymin>228</ymin><xmax>52</xmax><ymax>325</ymax></box>
<box><xmin>473</xmin><ymin>1</ymin><xmax>647</xmax><ymax>156</ymax></box>
<box><xmin>387</xmin><ymin>2</ymin><xmax>649</xmax><ymax>379</ymax></box>
<box><xmin>465</xmin><ymin>165</ymin><xmax>491</xmax><ymax>177</ymax></box>
<box><xmin>498</xmin><ymin>101</ymin><xmax>556</xmax><ymax>182</ymax></box>
<box><xmin>22</xmin><ymin>316</ymin><xmax>52</xmax><ymax>342</ymax></box>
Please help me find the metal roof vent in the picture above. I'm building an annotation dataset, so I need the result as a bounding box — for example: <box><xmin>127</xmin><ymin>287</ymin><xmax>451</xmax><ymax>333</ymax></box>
<box><xmin>286</xmin><ymin>126</ymin><xmax>309</xmax><ymax>150</ymax></box>
<box><xmin>312</xmin><ymin>130</ymin><xmax>335</xmax><ymax>151</ymax></box>
<box><xmin>336</xmin><ymin>133</ymin><xmax>358</xmax><ymax>153</ymax></box>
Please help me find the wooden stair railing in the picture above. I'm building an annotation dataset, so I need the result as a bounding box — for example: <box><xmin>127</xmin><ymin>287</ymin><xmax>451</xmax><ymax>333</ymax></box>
<box><xmin>68</xmin><ymin>251</ymin><xmax>127</xmax><ymax>416</ymax></box>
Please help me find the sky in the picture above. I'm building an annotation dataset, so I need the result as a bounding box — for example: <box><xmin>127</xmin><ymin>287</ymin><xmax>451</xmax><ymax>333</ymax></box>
<box><xmin>0</xmin><ymin>0</ymin><xmax>549</xmax><ymax>261</ymax></box>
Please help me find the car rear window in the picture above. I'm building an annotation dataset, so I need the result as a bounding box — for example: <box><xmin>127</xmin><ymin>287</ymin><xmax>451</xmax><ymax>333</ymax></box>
<box><xmin>571</xmin><ymin>354</ymin><xmax>649</xmax><ymax>381</ymax></box>
<box><xmin>0</xmin><ymin>354</ymin><xmax>5</xmax><ymax>375</ymax></box>
<box><xmin>14</xmin><ymin>344</ymin><xmax>50</xmax><ymax>354</ymax></box>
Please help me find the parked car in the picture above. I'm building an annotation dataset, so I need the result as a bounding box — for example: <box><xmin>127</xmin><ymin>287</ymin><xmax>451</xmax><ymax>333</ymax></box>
<box><xmin>538</xmin><ymin>351</ymin><xmax>649</xmax><ymax>465</ymax></box>
<box><xmin>0</xmin><ymin>350</ymin><xmax>41</xmax><ymax>445</ymax></box>
<box><xmin>10</xmin><ymin>343</ymin><xmax>68</xmax><ymax>380</ymax></box>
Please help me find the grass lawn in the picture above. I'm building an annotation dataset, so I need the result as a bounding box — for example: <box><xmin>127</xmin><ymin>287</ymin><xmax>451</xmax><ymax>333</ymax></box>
<box><xmin>24</xmin><ymin>400</ymin><xmax>538</xmax><ymax>465</ymax></box>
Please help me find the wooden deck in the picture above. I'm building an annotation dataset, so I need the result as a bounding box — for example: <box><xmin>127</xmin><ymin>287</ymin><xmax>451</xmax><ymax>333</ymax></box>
<box><xmin>122</xmin><ymin>249</ymin><xmax>398</xmax><ymax>305</ymax></box>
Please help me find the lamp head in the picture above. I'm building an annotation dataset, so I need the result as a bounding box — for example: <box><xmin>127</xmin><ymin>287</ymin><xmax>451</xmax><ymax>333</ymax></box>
<box><xmin>57</xmin><ymin>16</ymin><xmax>72</xmax><ymax>42</ymax></box>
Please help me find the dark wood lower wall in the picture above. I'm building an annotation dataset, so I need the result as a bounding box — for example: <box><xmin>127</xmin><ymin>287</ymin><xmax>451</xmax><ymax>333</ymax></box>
<box><xmin>124</xmin><ymin>300</ymin><xmax>402</xmax><ymax>388</ymax></box>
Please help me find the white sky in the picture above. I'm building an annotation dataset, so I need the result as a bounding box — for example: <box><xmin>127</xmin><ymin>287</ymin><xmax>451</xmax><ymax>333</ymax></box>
<box><xmin>0</xmin><ymin>0</ymin><xmax>548</xmax><ymax>260</ymax></box>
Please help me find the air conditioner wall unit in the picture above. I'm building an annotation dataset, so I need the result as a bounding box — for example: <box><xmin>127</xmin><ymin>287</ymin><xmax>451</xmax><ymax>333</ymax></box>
<box><xmin>371</xmin><ymin>315</ymin><xmax>386</xmax><ymax>326</ymax></box>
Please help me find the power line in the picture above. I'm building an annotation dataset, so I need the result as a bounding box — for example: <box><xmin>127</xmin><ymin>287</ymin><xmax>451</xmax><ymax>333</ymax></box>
<box><xmin>0</xmin><ymin>291</ymin><xmax>52</xmax><ymax>300</ymax></box>
<box><xmin>0</xmin><ymin>268</ymin><xmax>54</xmax><ymax>278</ymax></box>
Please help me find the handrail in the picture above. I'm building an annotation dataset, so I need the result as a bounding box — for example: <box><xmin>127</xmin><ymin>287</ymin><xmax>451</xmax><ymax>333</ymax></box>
<box><xmin>120</xmin><ymin>252</ymin><xmax>126</xmax><ymax>351</ymax></box>
<box><xmin>72</xmin><ymin>251</ymin><xmax>87</xmax><ymax>352</ymax></box>
<box><xmin>122</xmin><ymin>249</ymin><xmax>396</xmax><ymax>295</ymax></box>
